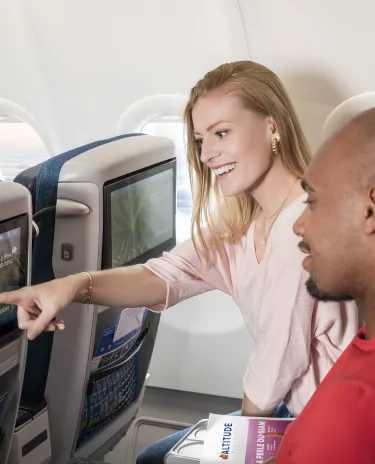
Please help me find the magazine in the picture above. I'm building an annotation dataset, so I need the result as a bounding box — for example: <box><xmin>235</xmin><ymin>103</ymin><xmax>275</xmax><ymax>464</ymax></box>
<box><xmin>200</xmin><ymin>413</ymin><xmax>293</xmax><ymax>464</ymax></box>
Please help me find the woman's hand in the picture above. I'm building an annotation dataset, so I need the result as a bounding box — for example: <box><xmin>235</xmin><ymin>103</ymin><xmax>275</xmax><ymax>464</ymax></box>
<box><xmin>0</xmin><ymin>265</ymin><xmax>168</xmax><ymax>341</ymax></box>
<box><xmin>0</xmin><ymin>274</ymin><xmax>87</xmax><ymax>340</ymax></box>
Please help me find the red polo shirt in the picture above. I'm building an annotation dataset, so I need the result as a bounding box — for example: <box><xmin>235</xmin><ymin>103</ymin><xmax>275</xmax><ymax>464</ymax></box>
<box><xmin>276</xmin><ymin>327</ymin><xmax>375</xmax><ymax>463</ymax></box>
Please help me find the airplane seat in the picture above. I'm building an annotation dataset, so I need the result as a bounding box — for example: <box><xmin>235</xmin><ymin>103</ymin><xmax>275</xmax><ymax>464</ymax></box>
<box><xmin>0</xmin><ymin>182</ymin><xmax>31</xmax><ymax>464</ymax></box>
<box><xmin>322</xmin><ymin>91</ymin><xmax>375</xmax><ymax>142</ymax></box>
<box><xmin>11</xmin><ymin>133</ymin><xmax>176</xmax><ymax>464</ymax></box>
<box><xmin>15</xmin><ymin>133</ymin><xmax>144</xmax><ymax>411</ymax></box>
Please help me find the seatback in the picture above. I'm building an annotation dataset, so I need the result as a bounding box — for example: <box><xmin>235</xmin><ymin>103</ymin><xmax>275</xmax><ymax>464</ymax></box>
<box><xmin>13</xmin><ymin>132</ymin><xmax>176</xmax><ymax>463</ymax></box>
<box><xmin>14</xmin><ymin>133</ymin><xmax>143</xmax><ymax>411</ymax></box>
<box><xmin>0</xmin><ymin>183</ymin><xmax>30</xmax><ymax>464</ymax></box>
<box><xmin>322</xmin><ymin>91</ymin><xmax>375</xmax><ymax>142</ymax></box>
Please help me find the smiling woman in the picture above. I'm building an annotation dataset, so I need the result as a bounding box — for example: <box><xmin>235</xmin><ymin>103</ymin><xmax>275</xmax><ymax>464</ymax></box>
<box><xmin>132</xmin><ymin>60</ymin><xmax>358</xmax><ymax>464</ymax></box>
<box><xmin>183</xmin><ymin>62</ymin><xmax>311</xmax><ymax>262</ymax></box>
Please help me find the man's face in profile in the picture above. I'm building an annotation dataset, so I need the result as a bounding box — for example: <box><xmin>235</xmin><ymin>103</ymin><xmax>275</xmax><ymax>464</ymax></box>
<box><xmin>292</xmin><ymin>131</ymin><xmax>362</xmax><ymax>302</ymax></box>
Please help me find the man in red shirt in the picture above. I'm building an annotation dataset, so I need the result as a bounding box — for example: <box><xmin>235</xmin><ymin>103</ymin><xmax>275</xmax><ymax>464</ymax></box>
<box><xmin>273</xmin><ymin>107</ymin><xmax>375</xmax><ymax>463</ymax></box>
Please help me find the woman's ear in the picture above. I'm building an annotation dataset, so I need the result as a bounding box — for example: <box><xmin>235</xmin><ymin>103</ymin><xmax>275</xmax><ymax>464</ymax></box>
<box><xmin>266</xmin><ymin>116</ymin><xmax>278</xmax><ymax>135</ymax></box>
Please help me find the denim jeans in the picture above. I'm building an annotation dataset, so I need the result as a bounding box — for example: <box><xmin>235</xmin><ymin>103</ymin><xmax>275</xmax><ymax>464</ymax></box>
<box><xmin>136</xmin><ymin>402</ymin><xmax>291</xmax><ymax>464</ymax></box>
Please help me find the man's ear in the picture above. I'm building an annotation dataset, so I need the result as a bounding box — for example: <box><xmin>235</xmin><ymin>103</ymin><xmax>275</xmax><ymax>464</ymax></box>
<box><xmin>364</xmin><ymin>186</ymin><xmax>375</xmax><ymax>234</ymax></box>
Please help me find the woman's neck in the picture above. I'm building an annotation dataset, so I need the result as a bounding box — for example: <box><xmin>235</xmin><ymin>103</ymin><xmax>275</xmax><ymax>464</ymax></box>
<box><xmin>251</xmin><ymin>156</ymin><xmax>304</xmax><ymax>217</ymax></box>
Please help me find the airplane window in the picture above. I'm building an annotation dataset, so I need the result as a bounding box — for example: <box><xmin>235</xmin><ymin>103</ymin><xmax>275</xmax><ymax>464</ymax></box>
<box><xmin>0</xmin><ymin>117</ymin><xmax>49</xmax><ymax>181</ymax></box>
<box><xmin>142</xmin><ymin>118</ymin><xmax>192</xmax><ymax>243</ymax></box>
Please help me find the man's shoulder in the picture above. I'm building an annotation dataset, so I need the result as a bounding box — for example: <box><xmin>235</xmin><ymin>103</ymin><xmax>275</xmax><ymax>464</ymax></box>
<box><xmin>276</xmin><ymin>377</ymin><xmax>375</xmax><ymax>463</ymax></box>
<box><xmin>294</xmin><ymin>373</ymin><xmax>375</xmax><ymax>439</ymax></box>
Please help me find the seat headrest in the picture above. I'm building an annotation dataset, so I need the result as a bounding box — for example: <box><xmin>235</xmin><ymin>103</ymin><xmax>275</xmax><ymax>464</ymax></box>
<box><xmin>322</xmin><ymin>92</ymin><xmax>375</xmax><ymax>143</ymax></box>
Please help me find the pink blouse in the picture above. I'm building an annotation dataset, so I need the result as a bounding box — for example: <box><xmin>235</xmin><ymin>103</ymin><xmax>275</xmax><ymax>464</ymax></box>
<box><xmin>142</xmin><ymin>195</ymin><xmax>358</xmax><ymax>416</ymax></box>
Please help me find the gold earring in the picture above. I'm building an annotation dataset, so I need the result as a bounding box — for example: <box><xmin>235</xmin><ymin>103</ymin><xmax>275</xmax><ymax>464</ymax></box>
<box><xmin>272</xmin><ymin>137</ymin><xmax>280</xmax><ymax>155</ymax></box>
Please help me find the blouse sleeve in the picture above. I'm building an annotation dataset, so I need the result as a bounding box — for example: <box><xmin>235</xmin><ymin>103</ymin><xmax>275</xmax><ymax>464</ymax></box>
<box><xmin>243</xmin><ymin>229</ymin><xmax>314</xmax><ymax>412</ymax></box>
<box><xmin>141</xmin><ymin>238</ymin><xmax>231</xmax><ymax>311</ymax></box>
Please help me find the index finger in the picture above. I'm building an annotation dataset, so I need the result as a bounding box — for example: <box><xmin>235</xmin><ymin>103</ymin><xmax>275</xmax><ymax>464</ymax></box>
<box><xmin>0</xmin><ymin>289</ymin><xmax>22</xmax><ymax>305</ymax></box>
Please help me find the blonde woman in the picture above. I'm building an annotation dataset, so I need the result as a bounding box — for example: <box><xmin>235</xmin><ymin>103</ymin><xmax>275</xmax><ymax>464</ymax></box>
<box><xmin>0</xmin><ymin>62</ymin><xmax>358</xmax><ymax>463</ymax></box>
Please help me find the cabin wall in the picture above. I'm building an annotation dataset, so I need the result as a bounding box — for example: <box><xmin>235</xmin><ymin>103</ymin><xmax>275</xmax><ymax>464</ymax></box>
<box><xmin>0</xmin><ymin>0</ymin><xmax>249</xmax><ymax>152</ymax></box>
<box><xmin>240</xmin><ymin>0</ymin><xmax>375</xmax><ymax>150</ymax></box>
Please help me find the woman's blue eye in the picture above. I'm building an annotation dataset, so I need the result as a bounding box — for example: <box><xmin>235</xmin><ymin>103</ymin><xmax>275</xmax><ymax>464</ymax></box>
<box><xmin>216</xmin><ymin>130</ymin><xmax>228</xmax><ymax>139</ymax></box>
<box><xmin>194</xmin><ymin>131</ymin><xmax>228</xmax><ymax>146</ymax></box>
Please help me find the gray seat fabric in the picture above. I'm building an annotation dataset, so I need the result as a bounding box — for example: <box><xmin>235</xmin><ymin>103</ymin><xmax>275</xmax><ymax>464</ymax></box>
<box><xmin>70</xmin><ymin>459</ymin><xmax>107</xmax><ymax>463</ymax></box>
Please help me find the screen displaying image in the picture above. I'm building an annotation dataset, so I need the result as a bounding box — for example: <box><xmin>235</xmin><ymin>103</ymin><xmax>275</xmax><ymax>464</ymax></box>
<box><xmin>110</xmin><ymin>168</ymin><xmax>174</xmax><ymax>267</ymax></box>
<box><xmin>0</xmin><ymin>226</ymin><xmax>24</xmax><ymax>326</ymax></box>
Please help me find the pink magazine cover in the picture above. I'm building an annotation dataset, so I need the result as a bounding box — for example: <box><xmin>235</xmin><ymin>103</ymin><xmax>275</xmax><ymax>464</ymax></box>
<box><xmin>246</xmin><ymin>417</ymin><xmax>292</xmax><ymax>463</ymax></box>
<box><xmin>200</xmin><ymin>414</ymin><xmax>294</xmax><ymax>464</ymax></box>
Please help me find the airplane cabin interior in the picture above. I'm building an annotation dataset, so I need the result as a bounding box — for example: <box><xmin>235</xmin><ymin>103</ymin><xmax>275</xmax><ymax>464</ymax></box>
<box><xmin>0</xmin><ymin>1</ymin><xmax>374</xmax><ymax>463</ymax></box>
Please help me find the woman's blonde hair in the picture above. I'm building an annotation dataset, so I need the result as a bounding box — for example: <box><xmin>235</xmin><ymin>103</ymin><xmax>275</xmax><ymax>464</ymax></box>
<box><xmin>184</xmin><ymin>60</ymin><xmax>311</xmax><ymax>263</ymax></box>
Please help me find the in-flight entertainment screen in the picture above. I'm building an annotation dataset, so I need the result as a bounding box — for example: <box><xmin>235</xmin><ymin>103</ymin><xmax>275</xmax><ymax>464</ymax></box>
<box><xmin>0</xmin><ymin>214</ymin><xmax>28</xmax><ymax>337</ymax></box>
<box><xmin>103</xmin><ymin>159</ymin><xmax>176</xmax><ymax>269</ymax></box>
